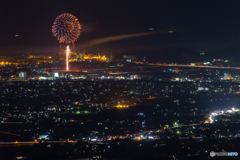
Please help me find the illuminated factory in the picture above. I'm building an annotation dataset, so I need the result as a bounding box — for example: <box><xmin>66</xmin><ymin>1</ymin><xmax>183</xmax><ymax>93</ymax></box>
<box><xmin>57</xmin><ymin>45</ymin><xmax>111</xmax><ymax>63</ymax></box>
<box><xmin>68</xmin><ymin>49</ymin><xmax>110</xmax><ymax>62</ymax></box>
<box><xmin>0</xmin><ymin>50</ymin><xmax>112</xmax><ymax>69</ymax></box>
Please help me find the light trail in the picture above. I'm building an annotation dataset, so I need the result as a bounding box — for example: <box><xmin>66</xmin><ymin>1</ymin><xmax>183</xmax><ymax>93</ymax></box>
<box><xmin>145</xmin><ymin>96</ymin><xmax>173</xmax><ymax>99</ymax></box>
<box><xmin>0</xmin><ymin>131</ymin><xmax>21</xmax><ymax>136</ymax></box>
<box><xmin>171</xmin><ymin>123</ymin><xmax>201</xmax><ymax>129</ymax></box>
<box><xmin>0</xmin><ymin>140</ymin><xmax>78</xmax><ymax>145</ymax></box>
<box><xmin>66</xmin><ymin>45</ymin><xmax>69</xmax><ymax>71</ymax></box>
<box><xmin>141</xmin><ymin>62</ymin><xmax>240</xmax><ymax>70</ymax></box>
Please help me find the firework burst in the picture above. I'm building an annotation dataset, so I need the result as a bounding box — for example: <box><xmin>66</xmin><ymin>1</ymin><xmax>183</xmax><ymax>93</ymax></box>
<box><xmin>52</xmin><ymin>13</ymin><xmax>81</xmax><ymax>43</ymax></box>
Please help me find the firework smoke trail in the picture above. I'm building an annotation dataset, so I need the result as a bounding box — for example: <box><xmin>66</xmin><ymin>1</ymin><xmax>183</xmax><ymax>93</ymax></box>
<box><xmin>81</xmin><ymin>30</ymin><xmax>169</xmax><ymax>48</ymax></box>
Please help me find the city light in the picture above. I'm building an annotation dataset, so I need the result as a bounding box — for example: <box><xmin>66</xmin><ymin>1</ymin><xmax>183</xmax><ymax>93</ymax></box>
<box><xmin>54</xmin><ymin>72</ymin><xmax>59</xmax><ymax>77</ymax></box>
<box><xmin>115</xmin><ymin>104</ymin><xmax>129</xmax><ymax>108</ymax></box>
<box><xmin>83</xmin><ymin>54</ymin><xmax>108</xmax><ymax>61</ymax></box>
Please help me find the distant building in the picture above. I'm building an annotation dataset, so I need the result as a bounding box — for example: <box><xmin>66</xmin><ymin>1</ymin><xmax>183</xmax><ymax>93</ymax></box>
<box><xmin>19</xmin><ymin>72</ymin><xmax>26</xmax><ymax>78</ymax></box>
<box><xmin>123</xmin><ymin>55</ymin><xmax>136</xmax><ymax>62</ymax></box>
<box><xmin>130</xmin><ymin>74</ymin><xmax>140</xmax><ymax>79</ymax></box>
<box><xmin>54</xmin><ymin>72</ymin><xmax>59</xmax><ymax>77</ymax></box>
<box><xmin>38</xmin><ymin>135</ymin><xmax>49</xmax><ymax>140</ymax></box>
<box><xmin>213</xmin><ymin>59</ymin><xmax>224</xmax><ymax>62</ymax></box>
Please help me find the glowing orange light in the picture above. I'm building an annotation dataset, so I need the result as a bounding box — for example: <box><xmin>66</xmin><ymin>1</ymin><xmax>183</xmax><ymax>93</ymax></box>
<box><xmin>66</xmin><ymin>45</ymin><xmax>70</xmax><ymax>71</ymax></box>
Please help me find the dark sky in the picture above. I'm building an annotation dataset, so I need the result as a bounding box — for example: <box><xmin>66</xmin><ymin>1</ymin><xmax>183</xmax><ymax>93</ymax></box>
<box><xmin>1</xmin><ymin>0</ymin><xmax>240</xmax><ymax>62</ymax></box>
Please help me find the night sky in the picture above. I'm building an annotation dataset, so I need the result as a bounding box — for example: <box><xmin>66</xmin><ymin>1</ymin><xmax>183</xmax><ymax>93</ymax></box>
<box><xmin>1</xmin><ymin>0</ymin><xmax>240</xmax><ymax>62</ymax></box>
